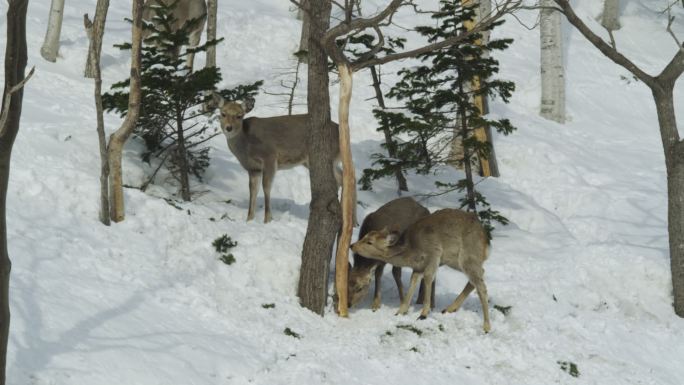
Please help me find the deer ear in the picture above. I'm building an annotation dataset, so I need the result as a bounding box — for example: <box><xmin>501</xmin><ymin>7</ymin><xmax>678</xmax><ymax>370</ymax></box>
<box><xmin>242</xmin><ymin>97</ymin><xmax>255</xmax><ymax>114</ymax></box>
<box><xmin>385</xmin><ymin>231</ymin><xmax>400</xmax><ymax>246</ymax></box>
<box><xmin>212</xmin><ymin>92</ymin><xmax>225</xmax><ymax>108</ymax></box>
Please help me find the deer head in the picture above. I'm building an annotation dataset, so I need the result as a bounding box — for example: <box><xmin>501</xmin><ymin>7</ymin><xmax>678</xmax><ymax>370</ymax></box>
<box><xmin>213</xmin><ymin>94</ymin><xmax>255</xmax><ymax>139</ymax></box>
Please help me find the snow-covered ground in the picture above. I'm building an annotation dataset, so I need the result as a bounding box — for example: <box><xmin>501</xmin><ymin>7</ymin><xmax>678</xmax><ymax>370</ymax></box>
<box><xmin>1</xmin><ymin>0</ymin><xmax>684</xmax><ymax>384</ymax></box>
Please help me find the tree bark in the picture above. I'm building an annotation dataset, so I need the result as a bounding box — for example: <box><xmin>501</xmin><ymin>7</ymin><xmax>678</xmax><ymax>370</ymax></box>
<box><xmin>297</xmin><ymin>0</ymin><xmax>340</xmax><ymax>316</ymax></box>
<box><xmin>206</xmin><ymin>0</ymin><xmax>218</xmax><ymax>69</ymax></box>
<box><xmin>85</xmin><ymin>13</ymin><xmax>111</xmax><ymax>225</ymax></box>
<box><xmin>333</xmin><ymin>63</ymin><xmax>354</xmax><ymax>317</ymax></box>
<box><xmin>369</xmin><ymin>66</ymin><xmax>408</xmax><ymax>192</ymax></box>
<box><xmin>108</xmin><ymin>0</ymin><xmax>144</xmax><ymax>222</ymax></box>
<box><xmin>41</xmin><ymin>0</ymin><xmax>65</xmax><ymax>62</ymax></box>
<box><xmin>84</xmin><ymin>0</ymin><xmax>110</xmax><ymax>78</ymax></box>
<box><xmin>540</xmin><ymin>0</ymin><xmax>566</xmax><ymax>123</ymax></box>
<box><xmin>298</xmin><ymin>0</ymin><xmax>310</xmax><ymax>62</ymax></box>
<box><xmin>600</xmin><ymin>0</ymin><xmax>620</xmax><ymax>32</ymax></box>
<box><xmin>0</xmin><ymin>1</ymin><xmax>29</xmax><ymax>382</ymax></box>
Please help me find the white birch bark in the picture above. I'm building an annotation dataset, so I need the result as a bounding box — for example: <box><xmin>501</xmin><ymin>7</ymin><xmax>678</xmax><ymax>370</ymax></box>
<box><xmin>41</xmin><ymin>0</ymin><xmax>66</xmax><ymax>62</ymax></box>
<box><xmin>540</xmin><ymin>0</ymin><xmax>565</xmax><ymax>124</ymax></box>
<box><xmin>206</xmin><ymin>0</ymin><xmax>218</xmax><ymax>69</ymax></box>
<box><xmin>600</xmin><ymin>0</ymin><xmax>621</xmax><ymax>32</ymax></box>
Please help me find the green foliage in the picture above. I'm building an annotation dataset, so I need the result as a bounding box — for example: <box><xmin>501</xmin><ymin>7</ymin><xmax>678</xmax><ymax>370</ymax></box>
<box><xmin>213</xmin><ymin>234</ymin><xmax>238</xmax><ymax>265</ymax></box>
<box><xmin>396</xmin><ymin>324</ymin><xmax>423</xmax><ymax>336</ymax></box>
<box><xmin>558</xmin><ymin>361</ymin><xmax>580</xmax><ymax>378</ymax></box>
<box><xmin>283</xmin><ymin>327</ymin><xmax>301</xmax><ymax>339</ymax></box>
<box><xmin>493</xmin><ymin>304</ymin><xmax>512</xmax><ymax>315</ymax></box>
<box><xmin>361</xmin><ymin>0</ymin><xmax>516</xmax><ymax>234</ymax></box>
<box><xmin>261</xmin><ymin>303</ymin><xmax>276</xmax><ymax>309</ymax></box>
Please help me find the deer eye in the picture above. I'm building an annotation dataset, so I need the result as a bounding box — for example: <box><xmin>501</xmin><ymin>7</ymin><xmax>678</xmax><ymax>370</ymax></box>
<box><xmin>237</xmin><ymin>115</ymin><xmax>244</xmax><ymax>119</ymax></box>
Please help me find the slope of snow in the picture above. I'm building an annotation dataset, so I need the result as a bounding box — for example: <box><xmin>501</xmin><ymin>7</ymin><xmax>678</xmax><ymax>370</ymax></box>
<box><xmin>1</xmin><ymin>0</ymin><xmax>683</xmax><ymax>384</ymax></box>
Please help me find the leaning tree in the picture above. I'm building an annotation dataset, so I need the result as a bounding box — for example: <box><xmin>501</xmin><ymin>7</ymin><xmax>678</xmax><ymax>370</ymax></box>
<box><xmin>293</xmin><ymin>0</ymin><xmax>522</xmax><ymax>316</ymax></box>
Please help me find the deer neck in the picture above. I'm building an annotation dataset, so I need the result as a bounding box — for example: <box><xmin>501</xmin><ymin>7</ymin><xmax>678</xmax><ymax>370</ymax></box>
<box><xmin>384</xmin><ymin>242</ymin><xmax>412</xmax><ymax>267</ymax></box>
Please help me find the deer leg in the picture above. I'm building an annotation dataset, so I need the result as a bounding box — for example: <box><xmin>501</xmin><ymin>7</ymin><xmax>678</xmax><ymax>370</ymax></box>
<box><xmin>418</xmin><ymin>269</ymin><xmax>436</xmax><ymax>320</ymax></box>
<box><xmin>262</xmin><ymin>159</ymin><xmax>277</xmax><ymax>223</ymax></box>
<box><xmin>416</xmin><ymin>278</ymin><xmax>436</xmax><ymax>308</ymax></box>
<box><xmin>247</xmin><ymin>170</ymin><xmax>261</xmax><ymax>221</ymax></box>
<box><xmin>471</xmin><ymin>275</ymin><xmax>491</xmax><ymax>333</ymax></box>
<box><xmin>397</xmin><ymin>271</ymin><xmax>422</xmax><ymax>316</ymax></box>
<box><xmin>391</xmin><ymin>265</ymin><xmax>404</xmax><ymax>303</ymax></box>
<box><xmin>371</xmin><ymin>262</ymin><xmax>385</xmax><ymax>311</ymax></box>
<box><xmin>442</xmin><ymin>282</ymin><xmax>474</xmax><ymax>314</ymax></box>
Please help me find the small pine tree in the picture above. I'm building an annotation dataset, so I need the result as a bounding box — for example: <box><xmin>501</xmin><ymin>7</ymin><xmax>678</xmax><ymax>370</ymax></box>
<box><xmin>103</xmin><ymin>2</ymin><xmax>261</xmax><ymax>201</ymax></box>
<box><xmin>365</xmin><ymin>0</ymin><xmax>516</xmax><ymax>236</ymax></box>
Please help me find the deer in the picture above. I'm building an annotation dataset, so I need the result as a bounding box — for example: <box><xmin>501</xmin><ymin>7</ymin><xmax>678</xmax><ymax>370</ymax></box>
<box><xmin>213</xmin><ymin>94</ymin><xmax>354</xmax><ymax>223</ymax></box>
<box><xmin>142</xmin><ymin>0</ymin><xmax>207</xmax><ymax>70</ymax></box>
<box><xmin>351</xmin><ymin>208</ymin><xmax>492</xmax><ymax>333</ymax></box>
<box><xmin>345</xmin><ymin>197</ymin><xmax>431</xmax><ymax>310</ymax></box>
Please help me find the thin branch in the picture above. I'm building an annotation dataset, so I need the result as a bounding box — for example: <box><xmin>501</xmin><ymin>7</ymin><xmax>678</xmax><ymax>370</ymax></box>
<box><xmin>0</xmin><ymin>66</ymin><xmax>35</xmax><ymax>136</ymax></box>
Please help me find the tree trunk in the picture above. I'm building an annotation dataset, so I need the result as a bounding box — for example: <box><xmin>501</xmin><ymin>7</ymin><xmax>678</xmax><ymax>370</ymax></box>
<box><xmin>369</xmin><ymin>66</ymin><xmax>408</xmax><ymax>192</ymax></box>
<box><xmin>108</xmin><ymin>0</ymin><xmax>144</xmax><ymax>222</ymax></box>
<box><xmin>0</xmin><ymin>1</ymin><xmax>29</xmax><ymax>382</ymax></box>
<box><xmin>333</xmin><ymin>63</ymin><xmax>354</xmax><ymax>317</ymax></box>
<box><xmin>84</xmin><ymin>0</ymin><xmax>110</xmax><ymax>78</ymax></box>
<box><xmin>206</xmin><ymin>0</ymin><xmax>218</xmax><ymax>69</ymax></box>
<box><xmin>540</xmin><ymin>0</ymin><xmax>565</xmax><ymax>124</ymax></box>
<box><xmin>297</xmin><ymin>0</ymin><xmax>340</xmax><ymax>316</ymax></box>
<box><xmin>41</xmin><ymin>0</ymin><xmax>65</xmax><ymax>62</ymax></box>
<box><xmin>600</xmin><ymin>0</ymin><xmax>621</xmax><ymax>32</ymax></box>
<box><xmin>653</xmin><ymin>85</ymin><xmax>684</xmax><ymax>317</ymax></box>
<box><xmin>85</xmin><ymin>13</ymin><xmax>111</xmax><ymax>225</ymax></box>
<box><xmin>298</xmin><ymin>0</ymin><xmax>310</xmax><ymax>62</ymax></box>
<box><xmin>176</xmin><ymin>114</ymin><xmax>191</xmax><ymax>202</ymax></box>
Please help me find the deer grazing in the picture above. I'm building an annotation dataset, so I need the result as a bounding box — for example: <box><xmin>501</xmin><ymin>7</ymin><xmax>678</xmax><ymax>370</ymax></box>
<box><xmin>142</xmin><ymin>0</ymin><xmax>207</xmax><ymax>70</ymax></box>
<box><xmin>347</xmin><ymin>197</ymin><xmax>430</xmax><ymax>310</ymax></box>
<box><xmin>213</xmin><ymin>94</ymin><xmax>352</xmax><ymax>223</ymax></box>
<box><xmin>351</xmin><ymin>208</ymin><xmax>492</xmax><ymax>332</ymax></box>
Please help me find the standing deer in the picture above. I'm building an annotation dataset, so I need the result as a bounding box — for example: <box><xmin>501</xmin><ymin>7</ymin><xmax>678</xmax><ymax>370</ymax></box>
<box><xmin>142</xmin><ymin>0</ymin><xmax>207</xmax><ymax>70</ymax></box>
<box><xmin>213</xmin><ymin>94</ymin><xmax>354</xmax><ymax>223</ymax></box>
<box><xmin>346</xmin><ymin>197</ymin><xmax>431</xmax><ymax>310</ymax></box>
<box><xmin>351</xmin><ymin>208</ymin><xmax>491</xmax><ymax>332</ymax></box>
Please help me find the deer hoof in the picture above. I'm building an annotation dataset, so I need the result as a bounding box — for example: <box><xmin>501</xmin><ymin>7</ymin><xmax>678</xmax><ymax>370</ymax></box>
<box><xmin>417</xmin><ymin>314</ymin><xmax>427</xmax><ymax>321</ymax></box>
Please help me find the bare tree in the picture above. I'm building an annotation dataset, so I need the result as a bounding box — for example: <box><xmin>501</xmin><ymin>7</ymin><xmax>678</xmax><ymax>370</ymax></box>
<box><xmin>0</xmin><ymin>0</ymin><xmax>31</xmax><ymax>382</ymax></box>
<box><xmin>540</xmin><ymin>0</ymin><xmax>565</xmax><ymax>123</ymax></box>
<box><xmin>551</xmin><ymin>0</ymin><xmax>684</xmax><ymax>316</ymax></box>
<box><xmin>297</xmin><ymin>0</ymin><xmax>310</xmax><ymax>62</ymax></box>
<box><xmin>84</xmin><ymin>11</ymin><xmax>111</xmax><ymax>225</ymax></box>
<box><xmin>206</xmin><ymin>0</ymin><xmax>218</xmax><ymax>69</ymax></box>
<box><xmin>41</xmin><ymin>0</ymin><xmax>66</xmax><ymax>62</ymax></box>
<box><xmin>293</xmin><ymin>0</ymin><xmax>522</xmax><ymax>316</ymax></box>
<box><xmin>84</xmin><ymin>0</ymin><xmax>110</xmax><ymax>78</ymax></box>
<box><xmin>108</xmin><ymin>0</ymin><xmax>145</xmax><ymax>222</ymax></box>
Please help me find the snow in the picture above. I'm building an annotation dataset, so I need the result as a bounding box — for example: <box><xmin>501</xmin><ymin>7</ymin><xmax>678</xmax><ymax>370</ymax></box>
<box><xmin>1</xmin><ymin>0</ymin><xmax>684</xmax><ymax>384</ymax></box>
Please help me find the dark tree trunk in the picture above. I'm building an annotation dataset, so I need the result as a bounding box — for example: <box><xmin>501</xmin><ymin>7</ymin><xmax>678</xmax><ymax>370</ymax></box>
<box><xmin>653</xmin><ymin>85</ymin><xmax>684</xmax><ymax>317</ymax></box>
<box><xmin>297</xmin><ymin>0</ymin><xmax>341</xmax><ymax>316</ymax></box>
<box><xmin>0</xmin><ymin>1</ymin><xmax>29</xmax><ymax>382</ymax></box>
<box><xmin>369</xmin><ymin>66</ymin><xmax>408</xmax><ymax>193</ymax></box>
<box><xmin>176</xmin><ymin>111</ymin><xmax>191</xmax><ymax>202</ymax></box>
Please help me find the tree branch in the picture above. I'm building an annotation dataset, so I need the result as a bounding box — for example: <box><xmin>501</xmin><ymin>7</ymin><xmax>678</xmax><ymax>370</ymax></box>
<box><xmin>0</xmin><ymin>66</ymin><xmax>35</xmax><ymax>136</ymax></box>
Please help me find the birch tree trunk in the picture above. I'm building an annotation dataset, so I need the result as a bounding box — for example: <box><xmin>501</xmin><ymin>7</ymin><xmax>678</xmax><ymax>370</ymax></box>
<box><xmin>84</xmin><ymin>0</ymin><xmax>109</xmax><ymax>78</ymax></box>
<box><xmin>108</xmin><ymin>0</ymin><xmax>144</xmax><ymax>222</ymax></box>
<box><xmin>41</xmin><ymin>0</ymin><xmax>66</xmax><ymax>62</ymax></box>
<box><xmin>600</xmin><ymin>0</ymin><xmax>621</xmax><ymax>32</ymax></box>
<box><xmin>205</xmin><ymin>0</ymin><xmax>218</xmax><ymax>69</ymax></box>
<box><xmin>0</xmin><ymin>0</ymin><xmax>29</xmax><ymax>382</ymax></box>
<box><xmin>540</xmin><ymin>0</ymin><xmax>566</xmax><ymax>124</ymax></box>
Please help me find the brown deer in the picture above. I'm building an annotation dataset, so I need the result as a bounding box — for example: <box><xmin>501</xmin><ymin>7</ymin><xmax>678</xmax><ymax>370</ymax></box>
<box><xmin>142</xmin><ymin>0</ymin><xmax>207</xmax><ymax>70</ymax></box>
<box><xmin>213</xmin><ymin>94</ymin><xmax>353</xmax><ymax>223</ymax></box>
<box><xmin>351</xmin><ymin>208</ymin><xmax>491</xmax><ymax>332</ymax></box>
<box><xmin>347</xmin><ymin>197</ymin><xmax>431</xmax><ymax>310</ymax></box>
